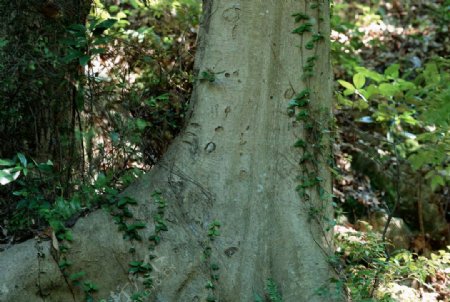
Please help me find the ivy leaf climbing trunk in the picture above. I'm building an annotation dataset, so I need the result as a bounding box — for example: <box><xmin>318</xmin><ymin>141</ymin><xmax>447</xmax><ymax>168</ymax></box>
<box><xmin>0</xmin><ymin>1</ymin><xmax>342</xmax><ymax>301</ymax></box>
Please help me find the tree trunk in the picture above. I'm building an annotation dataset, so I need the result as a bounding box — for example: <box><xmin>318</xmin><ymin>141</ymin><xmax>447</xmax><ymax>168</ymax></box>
<box><xmin>0</xmin><ymin>1</ymin><xmax>341</xmax><ymax>301</ymax></box>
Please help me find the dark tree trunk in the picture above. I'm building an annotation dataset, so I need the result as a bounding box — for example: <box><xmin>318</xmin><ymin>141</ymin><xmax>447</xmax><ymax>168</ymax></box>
<box><xmin>0</xmin><ymin>0</ymin><xmax>91</xmax><ymax>179</ymax></box>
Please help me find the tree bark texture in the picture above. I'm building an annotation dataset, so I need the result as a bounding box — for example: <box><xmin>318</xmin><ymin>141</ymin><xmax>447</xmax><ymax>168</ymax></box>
<box><xmin>0</xmin><ymin>1</ymin><xmax>340</xmax><ymax>301</ymax></box>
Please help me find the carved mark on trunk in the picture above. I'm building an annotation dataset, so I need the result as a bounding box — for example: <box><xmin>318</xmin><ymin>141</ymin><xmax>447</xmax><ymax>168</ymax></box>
<box><xmin>182</xmin><ymin>132</ymin><xmax>200</xmax><ymax>157</ymax></box>
<box><xmin>175</xmin><ymin>269</ymin><xmax>198</xmax><ymax>295</ymax></box>
<box><xmin>204</xmin><ymin>142</ymin><xmax>216</xmax><ymax>153</ymax></box>
<box><xmin>222</xmin><ymin>5</ymin><xmax>241</xmax><ymax>23</ymax></box>
<box><xmin>224</xmin><ymin>246</ymin><xmax>239</xmax><ymax>257</ymax></box>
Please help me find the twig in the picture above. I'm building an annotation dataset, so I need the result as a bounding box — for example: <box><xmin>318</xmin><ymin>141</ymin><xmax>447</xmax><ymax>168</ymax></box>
<box><xmin>370</xmin><ymin>136</ymin><xmax>402</xmax><ymax>298</ymax></box>
<box><xmin>381</xmin><ymin>137</ymin><xmax>401</xmax><ymax>256</ymax></box>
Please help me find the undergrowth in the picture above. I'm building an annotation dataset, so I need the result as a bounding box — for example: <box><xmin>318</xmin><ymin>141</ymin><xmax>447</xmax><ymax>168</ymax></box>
<box><xmin>334</xmin><ymin>226</ymin><xmax>450</xmax><ymax>301</ymax></box>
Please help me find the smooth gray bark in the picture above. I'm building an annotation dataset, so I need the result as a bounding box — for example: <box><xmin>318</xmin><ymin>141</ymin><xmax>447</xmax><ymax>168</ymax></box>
<box><xmin>0</xmin><ymin>1</ymin><xmax>341</xmax><ymax>301</ymax></box>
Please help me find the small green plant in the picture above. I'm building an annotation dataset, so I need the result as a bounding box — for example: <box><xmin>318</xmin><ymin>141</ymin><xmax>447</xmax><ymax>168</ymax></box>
<box><xmin>290</xmin><ymin>6</ymin><xmax>340</xmax><ymax>300</ymax></box>
<box><xmin>203</xmin><ymin>220</ymin><xmax>221</xmax><ymax>302</ymax></box>
<box><xmin>207</xmin><ymin>220</ymin><xmax>221</xmax><ymax>240</ymax></box>
<box><xmin>69</xmin><ymin>271</ymin><xmax>86</xmax><ymax>284</ymax></box>
<box><xmin>196</xmin><ymin>69</ymin><xmax>225</xmax><ymax>83</ymax></box>
<box><xmin>265</xmin><ymin>278</ymin><xmax>283</xmax><ymax>302</ymax></box>
<box><xmin>306</xmin><ymin>33</ymin><xmax>324</xmax><ymax>50</ymax></box>
<box><xmin>129</xmin><ymin>258</ymin><xmax>154</xmax><ymax>297</ymax></box>
<box><xmin>128</xmin><ymin>260</ymin><xmax>153</xmax><ymax>274</ymax></box>
<box><xmin>148</xmin><ymin>190</ymin><xmax>168</xmax><ymax>247</ymax></box>
<box><xmin>83</xmin><ymin>280</ymin><xmax>99</xmax><ymax>302</ymax></box>
<box><xmin>63</xmin><ymin>18</ymin><xmax>117</xmax><ymax>68</ymax></box>
<box><xmin>0</xmin><ymin>153</ymin><xmax>80</xmax><ymax>235</ymax></box>
<box><xmin>110</xmin><ymin>194</ymin><xmax>147</xmax><ymax>241</ymax></box>
<box><xmin>121</xmin><ymin>190</ymin><xmax>170</xmax><ymax>298</ymax></box>
<box><xmin>335</xmin><ymin>226</ymin><xmax>450</xmax><ymax>301</ymax></box>
<box><xmin>292</xmin><ymin>22</ymin><xmax>313</xmax><ymax>35</ymax></box>
<box><xmin>197</xmin><ymin>70</ymin><xmax>217</xmax><ymax>82</ymax></box>
<box><xmin>292</xmin><ymin>12</ymin><xmax>309</xmax><ymax>22</ymax></box>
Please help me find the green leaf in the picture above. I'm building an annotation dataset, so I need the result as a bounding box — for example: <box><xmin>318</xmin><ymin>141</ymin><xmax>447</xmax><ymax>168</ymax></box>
<box><xmin>109</xmin><ymin>5</ymin><xmax>120</xmax><ymax>13</ymax></box>
<box><xmin>294</xmin><ymin>139</ymin><xmax>307</xmax><ymax>148</ymax></box>
<box><xmin>198</xmin><ymin>71</ymin><xmax>215</xmax><ymax>82</ymax></box>
<box><xmin>430</xmin><ymin>174</ymin><xmax>445</xmax><ymax>191</ymax></box>
<box><xmin>69</xmin><ymin>271</ymin><xmax>86</xmax><ymax>281</ymax></box>
<box><xmin>396</xmin><ymin>79</ymin><xmax>415</xmax><ymax>91</ymax></box>
<box><xmin>129</xmin><ymin>267</ymin><xmax>140</xmax><ymax>273</ymax></box>
<box><xmin>0</xmin><ymin>39</ymin><xmax>8</xmax><ymax>48</ymax></box>
<box><xmin>92</xmin><ymin>19</ymin><xmax>117</xmax><ymax>31</ymax></box>
<box><xmin>353</xmin><ymin>73</ymin><xmax>366</xmax><ymax>89</ymax></box>
<box><xmin>135</xmin><ymin>118</ymin><xmax>148</xmax><ymax>130</ymax></box>
<box><xmin>288</xmin><ymin>99</ymin><xmax>298</xmax><ymax>108</ymax></box>
<box><xmin>117</xmin><ymin>196</ymin><xmax>137</xmax><ymax>207</ymax></box>
<box><xmin>408</xmin><ymin>147</ymin><xmax>446</xmax><ymax>170</ymax></box>
<box><xmin>385</xmin><ymin>64</ymin><xmax>400</xmax><ymax>78</ymax></box>
<box><xmin>295</xmin><ymin>99</ymin><xmax>309</xmax><ymax>108</ymax></box>
<box><xmin>305</xmin><ymin>41</ymin><xmax>314</xmax><ymax>50</ymax></box>
<box><xmin>292</xmin><ymin>22</ymin><xmax>313</xmax><ymax>34</ymax></box>
<box><xmin>129</xmin><ymin>0</ymin><xmax>144</xmax><ymax>9</ymax></box>
<box><xmin>337</xmin><ymin>80</ymin><xmax>355</xmax><ymax>93</ymax></box>
<box><xmin>129</xmin><ymin>261</ymin><xmax>142</xmax><ymax>267</ymax></box>
<box><xmin>205</xmin><ymin>281</ymin><xmax>215</xmax><ymax>289</ymax></box>
<box><xmin>312</xmin><ymin>33</ymin><xmax>324</xmax><ymax>42</ymax></box>
<box><xmin>127</xmin><ymin>222</ymin><xmax>146</xmax><ymax>230</ymax></box>
<box><xmin>79</xmin><ymin>55</ymin><xmax>90</xmax><ymax>66</ymax></box>
<box><xmin>117</xmin><ymin>19</ymin><xmax>130</xmax><ymax>27</ymax></box>
<box><xmin>37</xmin><ymin>162</ymin><xmax>53</xmax><ymax>172</ymax></box>
<box><xmin>292</xmin><ymin>12</ymin><xmax>309</xmax><ymax>22</ymax></box>
<box><xmin>423</xmin><ymin>63</ymin><xmax>440</xmax><ymax>85</ymax></box>
<box><xmin>58</xmin><ymin>259</ymin><xmax>72</xmax><ymax>269</ymax></box>
<box><xmin>83</xmin><ymin>281</ymin><xmax>99</xmax><ymax>291</ymax></box>
<box><xmin>366</xmin><ymin>84</ymin><xmax>379</xmax><ymax>98</ymax></box>
<box><xmin>265</xmin><ymin>278</ymin><xmax>282</xmax><ymax>302</ymax></box>
<box><xmin>0</xmin><ymin>158</ymin><xmax>15</xmax><ymax>166</ymax></box>
<box><xmin>294</xmin><ymin>89</ymin><xmax>310</xmax><ymax>100</ymax></box>
<box><xmin>67</xmin><ymin>24</ymin><xmax>86</xmax><ymax>33</ymax></box>
<box><xmin>337</xmin><ymin>94</ymin><xmax>353</xmax><ymax>107</ymax></box>
<box><xmin>378</xmin><ymin>83</ymin><xmax>399</xmax><ymax>97</ymax></box>
<box><xmin>90</xmin><ymin>47</ymin><xmax>106</xmax><ymax>55</ymax></box>
<box><xmin>65</xmin><ymin>230</ymin><xmax>74</xmax><ymax>241</ymax></box>
<box><xmin>149</xmin><ymin>235</ymin><xmax>161</xmax><ymax>244</ymax></box>
<box><xmin>17</xmin><ymin>153</ymin><xmax>27</xmax><ymax>166</ymax></box>
<box><xmin>355</xmin><ymin>67</ymin><xmax>385</xmax><ymax>82</ymax></box>
<box><xmin>62</xmin><ymin>50</ymin><xmax>83</xmax><ymax>63</ymax></box>
<box><xmin>296</xmin><ymin>110</ymin><xmax>309</xmax><ymax>121</ymax></box>
<box><xmin>140</xmin><ymin>263</ymin><xmax>152</xmax><ymax>271</ymax></box>
<box><xmin>399</xmin><ymin>112</ymin><xmax>417</xmax><ymax>125</ymax></box>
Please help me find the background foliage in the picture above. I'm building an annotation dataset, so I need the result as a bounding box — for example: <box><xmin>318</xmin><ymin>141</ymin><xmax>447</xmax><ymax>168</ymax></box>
<box><xmin>0</xmin><ymin>0</ymin><xmax>199</xmax><ymax>242</ymax></box>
